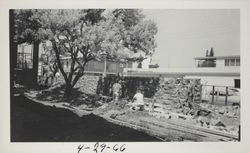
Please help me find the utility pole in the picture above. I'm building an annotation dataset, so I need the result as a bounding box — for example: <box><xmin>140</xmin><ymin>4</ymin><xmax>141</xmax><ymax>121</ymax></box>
<box><xmin>101</xmin><ymin>51</ymin><xmax>107</xmax><ymax>78</ymax></box>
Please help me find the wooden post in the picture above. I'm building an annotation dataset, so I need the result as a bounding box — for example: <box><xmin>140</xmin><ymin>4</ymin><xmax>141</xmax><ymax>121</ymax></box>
<box><xmin>103</xmin><ymin>54</ymin><xmax>107</xmax><ymax>78</ymax></box>
<box><xmin>32</xmin><ymin>40</ymin><xmax>39</xmax><ymax>86</ymax></box>
<box><xmin>238</xmin><ymin>125</ymin><xmax>241</xmax><ymax>141</ymax></box>
<box><xmin>225</xmin><ymin>86</ymin><xmax>228</xmax><ymax>106</ymax></box>
<box><xmin>212</xmin><ymin>86</ymin><xmax>215</xmax><ymax>105</ymax></box>
<box><xmin>200</xmin><ymin>85</ymin><xmax>202</xmax><ymax>102</ymax></box>
<box><xmin>9</xmin><ymin>9</ymin><xmax>17</xmax><ymax>88</ymax></box>
<box><xmin>192</xmin><ymin>86</ymin><xmax>195</xmax><ymax>103</ymax></box>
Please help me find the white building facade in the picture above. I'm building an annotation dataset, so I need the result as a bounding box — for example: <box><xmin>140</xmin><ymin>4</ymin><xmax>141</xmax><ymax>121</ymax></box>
<box><xmin>123</xmin><ymin>55</ymin><xmax>240</xmax><ymax>88</ymax></box>
<box><xmin>194</xmin><ymin>55</ymin><xmax>240</xmax><ymax>68</ymax></box>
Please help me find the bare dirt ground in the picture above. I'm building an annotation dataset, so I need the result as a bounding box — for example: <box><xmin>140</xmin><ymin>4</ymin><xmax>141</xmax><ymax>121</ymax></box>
<box><xmin>22</xmin><ymin>85</ymin><xmax>240</xmax><ymax>142</ymax></box>
<box><xmin>11</xmin><ymin>95</ymin><xmax>160</xmax><ymax>142</ymax></box>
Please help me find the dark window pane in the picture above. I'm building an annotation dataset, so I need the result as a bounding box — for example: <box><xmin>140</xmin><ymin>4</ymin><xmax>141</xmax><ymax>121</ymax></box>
<box><xmin>16</xmin><ymin>44</ymin><xmax>33</xmax><ymax>69</ymax></box>
<box><xmin>225</xmin><ymin>59</ymin><xmax>229</xmax><ymax>66</ymax></box>
<box><xmin>236</xmin><ymin>58</ymin><xmax>240</xmax><ymax>66</ymax></box>
<box><xmin>230</xmin><ymin>59</ymin><xmax>235</xmax><ymax>66</ymax></box>
<box><xmin>234</xmin><ymin>79</ymin><xmax>240</xmax><ymax>88</ymax></box>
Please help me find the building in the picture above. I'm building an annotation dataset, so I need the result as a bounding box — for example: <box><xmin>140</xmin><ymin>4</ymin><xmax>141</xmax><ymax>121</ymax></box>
<box><xmin>193</xmin><ymin>55</ymin><xmax>240</xmax><ymax>88</ymax></box>
<box><xmin>14</xmin><ymin>43</ymin><xmax>38</xmax><ymax>86</ymax></box>
<box><xmin>123</xmin><ymin>55</ymin><xmax>240</xmax><ymax>89</ymax></box>
<box><xmin>14</xmin><ymin>42</ymin><xmax>133</xmax><ymax>86</ymax></box>
<box><xmin>59</xmin><ymin>56</ymin><xmax>133</xmax><ymax>76</ymax></box>
<box><xmin>194</xmin><ymin>55</ymin><xmax>240</xmax><ymax>68</ymax></box>
<box><xmin>123</xmin><ymin>52</ymin><xmax>241</xmax><ymax>105</ymax></box>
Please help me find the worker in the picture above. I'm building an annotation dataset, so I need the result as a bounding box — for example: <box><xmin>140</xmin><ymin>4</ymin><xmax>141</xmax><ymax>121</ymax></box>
<box><xmin>112</xmin><ymin>80</ymin><xmax>122</xmax><ymax>103</ymax></box>
<box><xmin>131</xmin><ymin>89</ymin><xmax>144</xmax><ymax>111</ymax></box>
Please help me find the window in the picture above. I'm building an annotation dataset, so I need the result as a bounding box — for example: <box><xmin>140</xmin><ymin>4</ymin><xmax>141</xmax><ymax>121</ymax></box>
<box><xmin>16</xmin><ymin>44</ymin><xmax>33</xmax><ymax>69</ymax></box>
<box><xmin>198</xmin><ymin>59</ymin><xmax>216</xmax><ymax>67</ymax></box>
<box><xmin>230</xmin><ymin>59</ymin><xmax>235</xmax><ymax>66</ymax></box>
<box><xmin>225</xmin><ymin>58</ymin><xmax>240</xmax><ymax>67</ymax></box>
<box><xmin>225</xmin><ymin>59</ymin><xmax>229</xmax><ymax>66</ymax></box>
<box><xmin>236</xmin><ymin>58</ymin><xmax>240</xmax><ymax>66</ymax></box>
<box><xmin>234</xmin><ymin>79</ymin><xmax>240</xmax><ymax>88</ymax></box>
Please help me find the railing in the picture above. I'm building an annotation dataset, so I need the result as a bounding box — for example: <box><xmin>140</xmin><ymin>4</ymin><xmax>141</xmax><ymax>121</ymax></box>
<box><xmin>16</xmin><ymin>52</ymin><xmax>33</xmax><ymax>69</ymax></box>
<box><xmin>200</xmin><ymin>85</ymin><xmax>240</xmax><ymax>106</ymax></box>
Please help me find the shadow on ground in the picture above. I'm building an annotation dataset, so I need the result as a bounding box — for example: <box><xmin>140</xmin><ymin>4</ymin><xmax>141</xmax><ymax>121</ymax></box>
<box><xmin>11</xmin><ymin>95</ymin><xmax>159</xmax><ymax>142</ymax></box>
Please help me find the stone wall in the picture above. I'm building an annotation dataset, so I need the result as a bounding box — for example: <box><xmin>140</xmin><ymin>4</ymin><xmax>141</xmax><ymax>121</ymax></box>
<box><xmin>100</xmin><ymin>75</ymin><xmax>160</xmax><ymax>99</ymax></box>
<box><xmin>57</xmin><ymin>74</ymin><xmax>100</xmax><ymax>95</ymax></box>
<box><xmin>56</xmin><ymin>74</ymin><xmax>201</xmax><ymax>102</ymax></box>
<box><xmin>154</xmin><ymin>78</ymin><xmax>201</xmax><ymax>103</ymax></box>
<box><xmin>74</xmin><ymin>75</ymin><xmax>100</xmax><ymax>95</ymax></box>
<box><xmin>100</xmin><ymin>76</ymin><xmax>201</xmax><ymax>102</ymax></box>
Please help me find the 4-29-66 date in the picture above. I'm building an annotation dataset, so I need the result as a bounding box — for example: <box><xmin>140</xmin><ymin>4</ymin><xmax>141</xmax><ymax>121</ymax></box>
<box><xmin>77</xmin><ymin>142</ymin><xmax>126</xmax><ymax>153</ymax></box>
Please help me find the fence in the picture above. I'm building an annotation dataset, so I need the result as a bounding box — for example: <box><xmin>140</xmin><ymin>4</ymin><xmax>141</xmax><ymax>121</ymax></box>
<box><xmin>201</xmin><ymin>85</ymin><xmax>240</xmax><ymax>106</ymax></box>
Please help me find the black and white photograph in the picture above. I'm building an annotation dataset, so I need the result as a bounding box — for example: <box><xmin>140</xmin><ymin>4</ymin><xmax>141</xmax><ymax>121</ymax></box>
<box><xmin>9</xmin><ymin>9</ymin><xmax>241</xmax><ymax>142</ymax></box>
<box><xmin>1</xmin><ymin>0</ymin><xmax>250</xmax><ymax>152</ymax></box>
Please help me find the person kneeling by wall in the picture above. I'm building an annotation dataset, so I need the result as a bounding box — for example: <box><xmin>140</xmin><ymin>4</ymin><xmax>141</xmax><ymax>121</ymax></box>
<box><xmin>130</xmin><ymin>89</ymin><xmax>145</xmax><ymax>111</ymax></box>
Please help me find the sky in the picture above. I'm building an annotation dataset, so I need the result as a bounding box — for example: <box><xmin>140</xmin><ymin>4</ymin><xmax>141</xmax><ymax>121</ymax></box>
<box><xmin>142</xmin><ymin>9</ymin><xmax>240</xmax><ymax>68</ymax></box>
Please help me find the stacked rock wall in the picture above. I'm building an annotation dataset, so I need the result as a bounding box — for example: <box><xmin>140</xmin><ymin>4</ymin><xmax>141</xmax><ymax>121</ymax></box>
<box><xmin>56</xmin><ymin>74</ymin><xmax>201</xmax><ymax>102</ymax></box>
<box><xmin>56</xmin><ymin>74</ymin><xmax>100</xmax><ymax>95</ymax></box>
<box><xmin>74</xmin><ymin>75</ymin><xmax>100</xmax><ymax>95</ymax></box>
<box><xmin>154</xmin><ymin>78</ymin><xmax>201</xmax><ymax>103</ymax></box>
<box><xmin>101</xmin><ymin>76</ymin><xmax>160</xmax><ymax>99</ymax></box>
<box><xmin>100</xmin><ymin>75</ymin><xmax>201</xmax><ymax>102</ymax></box>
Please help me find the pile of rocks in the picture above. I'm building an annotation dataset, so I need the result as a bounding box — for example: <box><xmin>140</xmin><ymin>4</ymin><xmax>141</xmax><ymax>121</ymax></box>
<box><xmin>199</xmin><ymin>103</ymin><xmax>240</xmax><ymax>118</ymax></box>
<box><xmin>55</xmin><ymin>74</ymin><xmax>100</xmax><ymax>95</ymax></box>
<box><xmin>74</xmin><ymin>75</ymin><xmax>100</xmax><ymax>95</ymax></box>
<box><xmin>154</xmin><ymin>78</ymin><xmax>201</xmax><ymax>104</ymax></box>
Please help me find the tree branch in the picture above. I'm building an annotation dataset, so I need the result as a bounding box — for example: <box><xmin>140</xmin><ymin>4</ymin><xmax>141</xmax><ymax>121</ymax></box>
<box><xmin>51</xmin><ymin>40</ymin><xmax>68</xmax><ymax>81</ymax></box>
<box><xmin>71</xmin><ymin>57</ymin><xmax>93</xmax><ymax>87</ymax></box>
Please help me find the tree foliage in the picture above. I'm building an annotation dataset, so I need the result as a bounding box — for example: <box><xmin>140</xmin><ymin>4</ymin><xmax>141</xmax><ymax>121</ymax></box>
<box><xmin>209</xmin><ymin>47</ymin><xmax>214</xmax><ymax>57</ymax></box>
<box><xmin>14</xmin><ymin>9</ymin><xmax>158</xmax><ymax>98</ymax></box>
<box><xmin>149</xmin><ymin>64</ymin><xmax>159</xmax><ymax>68</ymax></box>
<box><xmin>13</xmin><ymin>9</ymin><xmax>41</xmax><ymax>44</ymax></box>
<box><xmin>200</xmin><ymin>60</ymin><xmax>216</xmax><ymax>67</ymax></box>
<box><xmin>200</xmin><ymin>48</ymin><xmax>216</xmax><ymax>67</ymax></box>
<box><xmin>13</xmin><ymin>10</ymin><xmax>42</xmax><ymax>85</ymax></box>
<box><xmin>110</xmin><ymin>9</ymin><xmax>157</xmax><ymax>55</ymax></box>
<box><xmin>205</xmin><ymin>50</ymin><xmax>209</xmax><ymax>57</ymax></box>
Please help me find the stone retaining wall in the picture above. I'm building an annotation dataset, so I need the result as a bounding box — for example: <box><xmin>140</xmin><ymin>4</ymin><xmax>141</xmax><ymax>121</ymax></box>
<box><xmin>57</xmin><ymin>74</ymin><xmax>100</xmax><ymax>95</ymax></box>
<box><xmin>56</xmin><ymin>74</ymin><xmax>201</xmax><ymax>102</ymax></box>
<box><xmin>101</xmin><ymin>75</ymin><xmax>201</xmax><ymax>102</ymax></box>
<box><xmin>74</xmin><ymin>75</ymin><xmax>100</xmax><ymax>94</ymax></box>
<box><xmin>155</xmin><ymin>78</ymin><xmax>201</xmax><ymax>103</ymax></box>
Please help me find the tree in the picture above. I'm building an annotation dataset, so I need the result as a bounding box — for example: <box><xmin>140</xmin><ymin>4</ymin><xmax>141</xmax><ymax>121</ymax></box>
<box><xmin>201</xmin><ymin>48</ymin><xmax>216</xmax><ymax>67</ymax></box>
<box><xmin>13</xmin><ymin>10</ymin><xmax>43</xmax><ymax>85</ymax></box>
<box><xmin>209</xmin><ymin>47</ymin><xmax>214</xmax><ymax>57</ymax></box>
<box><xmin>108</xmin><ymin>9</ymin><xmax>157</xmax><ymax>57</ymax></box>
<box><xmin>39</xmin><ymin>42</ymin><xmax>59</xmax><ymax>85</ymax></box>
<box><xmin>10</xmin><ymin>10</ymin><xmax>17</xmax><ymax>88</ymax></box>
<box><xmin>19</xmin><ymin>9</ymin><xmax>158</xmax><ymax>98</ymax></box>
<box><xmin>109</xmin><ymin>9</ymin><xmax>158</xmax><ymax>68</ymax></box>
<box><xmin>205</xmin><ymin>50</ymin><xmax>209</xmax><ymax>57</ymax></box>
<box><xmin>149</xmin><ymin>64</ymin><xmax>159</xmax><ymax>68</ymax></box>
<box><xmin>200</xmin><ymin>60</ymin><xmax>216</xmax><ymax>67</ymax></box>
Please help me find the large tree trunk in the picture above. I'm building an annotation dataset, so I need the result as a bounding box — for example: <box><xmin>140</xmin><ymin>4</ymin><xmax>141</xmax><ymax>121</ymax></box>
<box><xmin>63</xmin><ymin>82</ymin><xmax>73</xmax><ymax>98</ymax></box>
<box><xmin>9</xmin><ymin>9</ymin><xmax>17</xmax><ymax>87</ymax></box>
<box><xmin>63</xmin><ymin>72</ymin><xmax>83</xmax><ymax>99</ymax></box>
<box><xmin>51</xmin><ymin>40</ymin><xmax>86</xmax><ymax>99</ymax></box>
<box><xmin>32</xmin><ymin>40</ymin><xmax>39</xmax><ymax>87</ymax></box>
